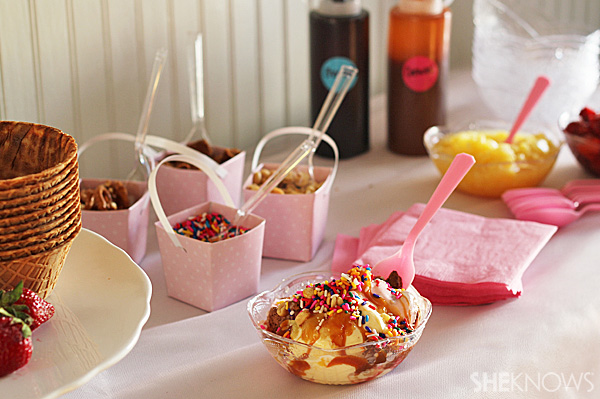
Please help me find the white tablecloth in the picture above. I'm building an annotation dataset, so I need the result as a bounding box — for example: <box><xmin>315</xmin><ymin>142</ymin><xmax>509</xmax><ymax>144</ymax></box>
<box><xmin>64</xmin><ymin>71</ymin><xmax>600</xmax><ymax>398</ymax></box>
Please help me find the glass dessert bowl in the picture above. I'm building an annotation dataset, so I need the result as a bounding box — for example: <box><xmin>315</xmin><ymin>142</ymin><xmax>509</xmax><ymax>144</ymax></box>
<box><xmin>247</xmin><ymin>267</ymin><xmax>432</xmax><ymax>385</ymax></box>
<box><xmin>559</xmin><ymin>107</ymin><xmax>600</xmax><ymax>177</ymax></box>
<box><xmin>424</xmin><ymin>120</ymin><xmax>563</xmax><ymax>198</ymax></box>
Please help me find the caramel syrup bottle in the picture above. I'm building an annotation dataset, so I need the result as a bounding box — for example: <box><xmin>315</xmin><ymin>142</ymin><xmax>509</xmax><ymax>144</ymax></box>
<box><xmin>310</xmin><ymin>0</ymin><xmax>369</xmax><ymax>159</ymax></box>
<box><xmin>387</xmin><ymin>0</ymin><xmax>451</xmax><ymax>156</ymax></box>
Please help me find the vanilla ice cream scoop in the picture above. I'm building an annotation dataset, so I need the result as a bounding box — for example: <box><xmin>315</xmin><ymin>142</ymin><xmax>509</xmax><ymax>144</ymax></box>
<box><xmin>250</xmin><ymin>266</ymin><xmax>432</xmax><ymax>385</ymax></box>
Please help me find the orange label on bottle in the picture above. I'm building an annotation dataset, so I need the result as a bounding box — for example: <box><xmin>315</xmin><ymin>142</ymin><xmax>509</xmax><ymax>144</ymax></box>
<box><xmin>402</xmin><ymin>56</ymin><xmax>438</xmax><ymax>92</ymax></box>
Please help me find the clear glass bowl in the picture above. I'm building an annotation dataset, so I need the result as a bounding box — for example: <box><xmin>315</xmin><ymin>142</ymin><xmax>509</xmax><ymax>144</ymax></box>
<box><xmin>472</xmin><ymin>0</ymin><xmax>600</xmax><ymax>127</ymax></box>
<box><xmin>559</xmin><ymin>110</ymin><xmax>600</xmax><ymax>177</ymax></box>
<box><xmin>424</xmin><ymin>120</ymin><xmax>563</xmax><ymax>198</ymax></box>
<box><xmin>247</xmin><ymin>271</ymin><xmax>432</xmax><ymax>385</ymax></box>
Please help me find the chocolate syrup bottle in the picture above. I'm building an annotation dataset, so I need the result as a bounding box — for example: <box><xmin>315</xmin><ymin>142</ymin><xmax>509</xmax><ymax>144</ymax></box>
<box><xmin>310</xmin><ymin>0</ymin><xmax>369</xmax><ymax>159</ymax></box>
<box><xmin>387</xmin><ymin>0</ymin><xmax>451</xmax><ymax>155</ymax></box>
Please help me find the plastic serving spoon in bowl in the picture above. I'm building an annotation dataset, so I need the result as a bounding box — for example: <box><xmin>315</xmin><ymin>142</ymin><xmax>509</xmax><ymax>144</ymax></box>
<box><xmin>516</xmin><ymin>203</ymin><xmax>600</xmax><ymax>227</ymax></box>
<box><xmin>126</xmin><ymin>48</ymin><xmax>168</xmax><ymax>181</ymax></box>
<box><xmin>505</xmin><ymin>75</ymin><xmax>551</xmax><ymax>144</ymax></box>
<box><xmin>372</xmin><ymin>153</ymin><xmax>476</xmax><ymax>290</ymax></box>
<box><xmin>230</xmin><ymin>65</ymin><xmax>358</xmax><ymax>230</ymax></box>
<box><xmin>182</xmin><ymin>33</ymin><xmax>210</xmax><ymax>145</ymax></box>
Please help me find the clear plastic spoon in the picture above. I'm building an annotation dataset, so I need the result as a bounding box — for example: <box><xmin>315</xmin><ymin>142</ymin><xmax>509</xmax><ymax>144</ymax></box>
<box><xmin>231</xmin><ymin>65</ymin><xmax>358</xmax><ymax>228</ymax></box>
<box><xmin>372</xmin><ymin>153</ymin><xmax>476</xmax><ymax>289</ymax></box>
<box><xmin>516</xmin><ymin>203</ymin><xmax>600</xmax><ymax>227</ymax></box>
<box><xmin>505</xmin><ymin>75</ymin><xmax>551</xmax><ymax>144</ymax></box>
<box><xmin>182</xmin><ymin>33</ymin><xmax>210</xmax><ymax>145</ymax></box>
<box><xmin>126</xmin><ymin>48</ymin><xmax>168</xmax><ymax>180</ymax></box>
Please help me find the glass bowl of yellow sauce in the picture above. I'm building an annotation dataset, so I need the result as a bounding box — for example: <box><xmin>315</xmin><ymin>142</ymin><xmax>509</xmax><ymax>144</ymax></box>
<box><xmin>424</xmin><ymin>120</ymin><xmax>563</xmax><ymax>198</ymax></box>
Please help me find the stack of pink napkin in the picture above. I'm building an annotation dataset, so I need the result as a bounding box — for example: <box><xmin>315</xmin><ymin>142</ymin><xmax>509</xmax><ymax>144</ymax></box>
<box><xmin>331</xmin><ymin>203</ymin><xmax>557</xmax><ymax>305</ymax></box>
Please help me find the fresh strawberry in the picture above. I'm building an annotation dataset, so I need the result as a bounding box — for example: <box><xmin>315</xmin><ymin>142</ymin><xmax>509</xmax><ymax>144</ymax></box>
<box><xmin>0</xmin><ymin>282</ymin><xmax>32</xmax><ymax>323</ymax></box>
<box><xmin>565</xmin><ymin>121</ymin><xmax>587</xmax><ymax>136</ymax></box>
<box><xmin>579</xmin><ymin>107</ymin><xmax>597</xmax><ymax>122</ymax></box>
<box><xmin>588</xmin><ymin>116</ymin><xmax>600</xmax><ymax>138</ymax></box>
<box><xmin>15</xmin><ymin>287</ymin><xmax>55</xmax><ymax>331</ymax></box>
<box><xmin>0</xmin><ymin>311</ymin><xmax>33</xmax><ymax>377</ymax></box>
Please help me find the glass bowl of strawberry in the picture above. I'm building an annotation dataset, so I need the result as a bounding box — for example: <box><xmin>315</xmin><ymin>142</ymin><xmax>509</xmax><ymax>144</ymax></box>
<box><xmin>559</xmin><ymin>107</ymin><xmax>600</xmax><ymax>177</ymax></box>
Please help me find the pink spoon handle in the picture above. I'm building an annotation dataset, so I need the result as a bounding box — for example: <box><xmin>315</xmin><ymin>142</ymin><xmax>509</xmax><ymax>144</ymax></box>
<box><xmin>563</xmin><ymin>179</ymin><xmax>600</xmax><ymax>192</ymax></box>
<box><xmin>373</xmin><ymin>153</ymin><xmax>475</xmax><ymax>289</ymax></box>
<box><xmin>505</xmin><ymin>76</ymin><xmax>551</xmax><ymax>144</ymax></box>
<box><xmin>501</xmin><ymin>187</ymin><xmax>563</xmax><ymax>204</ymax></box>
<box><xmin>405</xmin><ymin>153</ymin><xmax>476</xmax><ymax>246</ymax></box>
<box><xmin>569</xmin><ymin>192</ymin><xmax>600</xmax><ymax>204</ymax></box>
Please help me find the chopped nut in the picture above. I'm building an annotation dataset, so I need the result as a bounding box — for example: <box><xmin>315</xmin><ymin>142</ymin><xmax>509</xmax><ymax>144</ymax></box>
<box><xmin>246</xmin><ymin>167</ymin><xmax>324</xmax><ymax>195</ymax></box>
<box><xmin>252</xmin><ymin>170</ymin><xmax>262</xmax><ymax>184</ymax></box>
<box><xmin>276</xmin><ymin>301</ymin><xmax>288</xmax><ymax>316</ymax></box>
<box><xmin>302</xmin><ymin>287</ymin><xmax>314</xmax><ymax>299</ymax></box>
<box><xmin>294</xmin><ymin>309</ymin><xmax>310</xmax><ymax>326</ymax></box>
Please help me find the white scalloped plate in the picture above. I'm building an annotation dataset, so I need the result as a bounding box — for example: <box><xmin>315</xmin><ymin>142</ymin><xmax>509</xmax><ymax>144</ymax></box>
<box><xmin>0</xmin><ymin>228</ymin><xmax>152</xmax><ymax>398</ymax></box>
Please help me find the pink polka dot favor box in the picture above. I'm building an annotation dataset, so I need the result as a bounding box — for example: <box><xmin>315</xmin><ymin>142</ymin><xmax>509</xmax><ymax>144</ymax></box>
<box><xmin>154</xmin><ymin>147</ymin><xmax>245</xmax><ymax>216</ymax></box>
<box><xmin>242</xmin><ymin>127</ymin><xmax>339</xmax><ymax>262</ymax></box>
<box><xmin>81</xmin><ymin>178</ymin><xmax>150</xmax><ymax>264</ymax></box>
<box><xmin>154</xmin><ymin>201</ymin><xmax>265</xmax><ymax>312</ymax></box>
<box><xmin>243</xmin><ymin>162</ymin><xmax>334</xmax><ymax>262</ymax></box>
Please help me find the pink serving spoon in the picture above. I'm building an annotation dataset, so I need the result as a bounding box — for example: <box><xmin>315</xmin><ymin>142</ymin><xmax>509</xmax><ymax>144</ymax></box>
<box><xmin>505</xmin><ymin>75</ymin><xmax>551</xmax><ymax>144</ymax></box>
<box><xmin>517</xmin><ymin>203</ymin><xmax>600</xmax><ymax>227</ymax></box>
<box><xmin>372</xmin><ymin>153</ymin><xmax>476</xmax><ymax>289</ymax></box>
<box><xmin>508</xmin><ymin>195</ymin><xmax>578</xmax><ymax>215</ymax></box>
<box><xmin>502</xmin><ymin>186</ymin><xmax>600</xmax><ymax>212</ymax></box>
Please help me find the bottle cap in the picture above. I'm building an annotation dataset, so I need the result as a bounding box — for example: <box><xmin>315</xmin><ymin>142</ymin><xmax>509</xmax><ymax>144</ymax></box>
<box><xmin>315</xmin><ymin>0</ymin><xmax>361</xmax><ymax>16</ymax></box>
<box><xmin>396</xmin><ymin>0</ymin><xmax>444</xmax><ymax>15</ymax></box>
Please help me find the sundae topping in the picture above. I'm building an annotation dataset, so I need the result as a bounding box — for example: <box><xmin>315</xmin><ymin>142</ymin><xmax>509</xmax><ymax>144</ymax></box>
<box><xmin>173</xmin><ymin>211</ymin><xmax>248</xmax><ymax>243</ymax></box>
<box><xmin>247</xmin><ymin>167</ymin><xmax>323</xmax><ymax>195</ymax></box>
<box><xmin>80</xmin><ymin>180</ymin><xmax>130</xmax><ymax>211</ymax></box>
<box><xmin>264</xmin><ymin>265</ymin><xmax>425</xmax><ymax>348</ymax></box>
<box><xmin>167</xmin><ymin>139</ymin><xmax>241</xmax><ymax>168</ymax></box>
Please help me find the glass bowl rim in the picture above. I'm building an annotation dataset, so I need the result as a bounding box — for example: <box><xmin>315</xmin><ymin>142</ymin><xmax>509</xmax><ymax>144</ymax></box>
<box><xmin>247</xmin><ymin>270</ymin><xmax>433</xmax><ymax>353</ymax></box>
<box><xmin>423</xmin><ymin>119</ymin><xmax>564</xmax><ymax>166</ymax></box>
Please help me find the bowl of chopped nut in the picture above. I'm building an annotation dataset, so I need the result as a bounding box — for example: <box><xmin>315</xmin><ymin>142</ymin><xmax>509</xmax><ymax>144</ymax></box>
<box><xmin>243</xmin><ymin>127</ymin><xmax>339</xmax><ymax>261</ymax></box>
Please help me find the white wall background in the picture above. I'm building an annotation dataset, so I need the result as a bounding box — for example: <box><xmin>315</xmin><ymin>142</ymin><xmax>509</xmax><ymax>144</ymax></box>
<box><xmin>0</xmin><ymin>0</ymin><xmax>596</xmax><ymax>177</ymax></box>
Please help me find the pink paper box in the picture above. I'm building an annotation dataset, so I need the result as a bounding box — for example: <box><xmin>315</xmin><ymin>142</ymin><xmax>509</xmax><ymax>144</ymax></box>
<box><xmin>155</xmin><ymin>201</ymin><xmax>265</xmax><ymax>312</ymax></box>
<box><xmin>243</xmin><ymin>162</ymin><xmax>334</xmax><ymax>262</ymax></box>
<box><xmin>154</xmin><ymin>148</ymin><xmax>245</xmax><ymax>215</ymax></box>
<box><xmin>81</xmin><ymin>179</ymin><xmax>150</xmax><ymax>264</ymax></box>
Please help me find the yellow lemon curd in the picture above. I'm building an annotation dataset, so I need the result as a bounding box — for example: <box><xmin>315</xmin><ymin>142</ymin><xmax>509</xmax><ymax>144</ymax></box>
<box><xmin>430</xmin><ymin>129</ymin><xmax>560</xmax><ymax>197</ymax></box>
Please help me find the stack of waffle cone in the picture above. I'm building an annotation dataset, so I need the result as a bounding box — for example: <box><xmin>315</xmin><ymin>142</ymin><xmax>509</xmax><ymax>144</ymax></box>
<box><xmin>0</xmin><ymin>121</ymin><xmax>81</xmax><ymax>299</ymax></box>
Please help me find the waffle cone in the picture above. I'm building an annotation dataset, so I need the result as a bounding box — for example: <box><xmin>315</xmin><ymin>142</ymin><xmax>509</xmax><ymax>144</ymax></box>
<box><xmin>0</xmin><ymin>215</ymin><xmax>81</xmax><ymax>261</ymax></box>
<box><xmin>0</xmin><ymin>176</ymin><xmax>80</xmax><ymax>218</ymax></box>
<box><xmin>0</xmin><ymin>162</ymin><xmax>79</xmax><ymax>210</ymax></box>
<box><xmin>0</xmin><ymin>157</ymin><xmax>78</xmax><ymax>202</ymax></box>
<box><xmin>0</xmin><ymin>199</ymin><xmax>80</xmax><ymax>245</ymax></box>
<box><xmin>0</xmin><ymin>121</ymin><xmax>77</xmax><ymax>189</ymax></box>
<box><xmin>0</xmin><ymin>231</ymin><xmax>78</xmax><ymax>299</ymax></box>
<box><xmin>0</xmin><ymin>192</ymin><xmax>79</xmax><ymax>234</ymax></box>
<box><xmin>0</xmin><ymin>187</ymin><xmax>80</xmax><ymax>228</ymax></box>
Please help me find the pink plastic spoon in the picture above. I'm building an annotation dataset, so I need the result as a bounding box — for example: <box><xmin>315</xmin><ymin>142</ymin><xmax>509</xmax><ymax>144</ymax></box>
<box><xmin>501</xmin><ymin>187</ymin><xmax>564</xmax><ymax>204</ymax></box>
<box><xmin>516</xmin><ymin>203</ymin><xmax>600</xmax><ymax>227</ymax></box>
<box><xmin>372</xmin><ymin>153</ymin><xmax>475</xmax><ymax>289</ymax></box>
<box><xmin>507</xmin><ymin>195</ymin><xmax>577</xmax><ymax>216</ymax></box>
<box><xmin>563</xmin><ymin>179</ymin><xmax>600</xmax><ymax>193</ymax></box>
<box><xmin>502</xmin><ymin>187</ymin><xmax>600</xmax><ymax>208</ymax></box>
<box><xmin>505</xmin><ymin>75</ymin><xmax>551</xmax><ymax>144</ymax></box>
